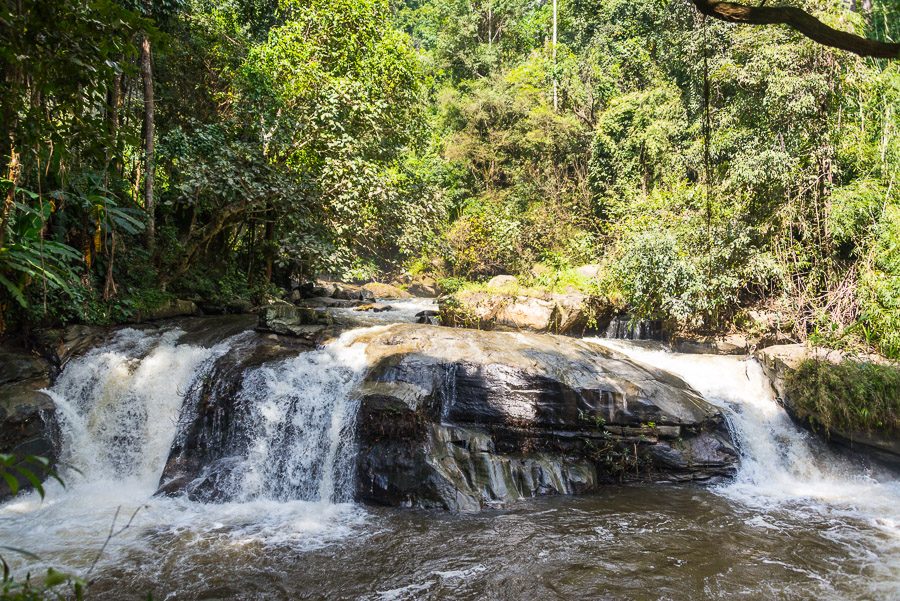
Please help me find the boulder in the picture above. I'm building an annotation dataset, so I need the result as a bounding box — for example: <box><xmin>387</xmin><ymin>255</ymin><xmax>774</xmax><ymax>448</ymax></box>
<box><xmin>333</xmin><ymin>283</ymin><xmax>375</xmax><ymax>301</ymax></box>
<box><xmin>575</xmin><ymin>264</ymin><xmax>602</xmax><ymax>279</ymax></box>
<box><xmin>354</xmin><ymin>325</ymin><xmax>737</xmax><ymax>510</ymax></box>
<box><xmin>32</xmin><ymin>324</ymin><xmax>112</xmax><ymax>368</ymax></box>
<box><xmin>256</xmin><ymin>304</ymin><xmax>334</xmax><ymax>336</ymax></box>
<box><xmin>0</xmin><ymin>345</ymin><xmax>59</xmax><ymax>497</ymax></box>
<box><xmin>439</xmin><ymin>291</ymin><xmax>601</xmax><ymax>336</ymax></box>
<box><xmin>415</xmin><ymin>310</ymin><xmax>441</xmax><ymax>325</ymax></box>
<box><xmin>408</xmin><ymin>274</ymin><xmax>439</xmax><ymax>297</ymax></box>
<box><xmin>673</xmin><ymin>334</ymin><xmax>749</xmax><ymax>355</ymax></box>
<box><xmin>355</xmin><ymin>303</ymin><xmax>394</xmax><ymax>313</ymax></box>
<box><xmin>487</xmin><ymin>275</ymin><xmax>517</xmax><ymax>288</ymax></box>
<box><xmin>133</xmin><ymin>299</ymin><xmax>199</xmax><ymax>322</ymax></box>
<box><xmin>362</xmin><ymin>282</ymin><xmax>411</xmax><ymax>299</ymax></box>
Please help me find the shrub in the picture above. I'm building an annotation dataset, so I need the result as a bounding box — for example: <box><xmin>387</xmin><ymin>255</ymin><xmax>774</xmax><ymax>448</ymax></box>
<box><xmin>786</xmin><ymin>359</ymin><xmax>900</xmax><ymax>435</ymax></box>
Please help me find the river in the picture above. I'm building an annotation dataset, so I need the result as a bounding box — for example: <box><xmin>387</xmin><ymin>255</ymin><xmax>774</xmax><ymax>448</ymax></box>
<box><xmin>1</xmin><ymin>302</ymin><xmax>898</xmax><ymax>600</ymax></box>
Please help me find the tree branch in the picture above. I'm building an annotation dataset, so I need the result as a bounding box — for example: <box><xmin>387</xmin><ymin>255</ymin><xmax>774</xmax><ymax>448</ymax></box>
<box><xmin>691</xmin><ymin>0</ymin><xmax>900</xmax><ymax>59</ymax></box>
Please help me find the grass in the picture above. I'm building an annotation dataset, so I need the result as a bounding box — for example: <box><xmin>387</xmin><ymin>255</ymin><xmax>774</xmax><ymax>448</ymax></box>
<box><xmin>785</xmin><ymin>359</ymin><xmax>900</xmax><ymax>435</ymax></box>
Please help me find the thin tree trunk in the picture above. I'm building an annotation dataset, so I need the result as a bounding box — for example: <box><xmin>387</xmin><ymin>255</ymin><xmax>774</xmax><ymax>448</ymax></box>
<box><xmin>552</xmin><ymin>0</ymin><xmax>558</xmax><ymax>112</ymax></box>
<box><xmin>106</xmin><ymin>70</ymin><xmax>121</xmax><ymax>180</ymax></box>
<box><xmin>140</xmin><ymin>33</ymin><xmax>156</xmax><ymax>249</ymax></box>
<box><xmin>264</xmin><ymin>216</ymin><xmax>275</xmax><ymax>283</ymax></box>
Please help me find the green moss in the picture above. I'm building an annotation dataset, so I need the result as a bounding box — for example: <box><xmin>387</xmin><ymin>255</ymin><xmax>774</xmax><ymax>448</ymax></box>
<box><xmin>786</xmin><ymin>359</ymin><xmax>900</xmax><ymax>435</ymax></box>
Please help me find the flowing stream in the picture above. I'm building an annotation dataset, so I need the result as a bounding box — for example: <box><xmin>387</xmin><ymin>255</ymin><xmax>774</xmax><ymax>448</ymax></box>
<box><xmin>1</xmin><ymin>312</ymin><xmax>899</xmax><ymax>600</ymax></box>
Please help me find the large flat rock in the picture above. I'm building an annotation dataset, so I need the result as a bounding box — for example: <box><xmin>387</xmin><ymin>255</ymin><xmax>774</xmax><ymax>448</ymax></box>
<box><xmin>355</xmin><ymin>325</ymin><xmax>737</xmax><ymax>510</ymax></box>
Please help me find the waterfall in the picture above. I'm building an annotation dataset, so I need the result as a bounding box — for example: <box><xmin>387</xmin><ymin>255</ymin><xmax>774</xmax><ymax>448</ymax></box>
<box><xmin>46</xmin><ymin>328</ymin><xmax>230</xmax><ymax>495</ymax></box>
<box><xmin>590</xmin><ymin>339</ymin><xmax>900</xmax><ymax>519</ymax></box>
<box><xmin>602</xmin><ymin>314</ymin><xmax>662</xmax><ymax>340</ymax></box>
<box><xmin>45</xmin><ymin>326</ymin><xmax>372</xmax><ymax>505</ymax></box>
<box><xmin>224</xmin><ymin>329</ymin><xmax>370</xmax><ymax>503</ymax></box>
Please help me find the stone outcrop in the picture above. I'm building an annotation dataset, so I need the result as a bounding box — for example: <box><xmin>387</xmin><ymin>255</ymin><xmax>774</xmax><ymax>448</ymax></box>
<box><xmin>440</xmin><ymin>290</ymin><xmax>607</xmax><ymax>336</ymax></box>
<box><xmin>672</xmin><ymin>334</ymin><xmax>750</xmax><ymax>355</ymax></box>
<box><xmin>362</xmin><ymin>282</ymin><xmax>411</xmax><ymax>299</ymax></box>
<box><xmin>407</xmin><ymin>274</ymin><xmax>439</xmax><ymax>297</ymax></box>
<box><xmin>487</xmin><ymin>275</ymin><xmax>517</xmax><ymax>288</ymax></box>
<box><xmin>354</xmin><ymin>325</ymin><xmax>737</xmax><ymax>510</ymax></box>
<box><xmin>132</xmin><ymin>299</ymin><xmax>199</xmax><ymax>321</ymax></box>
<box><xmin>256</xmin><ymin>303</ymin><xmax>334</xmax><ymax>336</ymax></box>
<box><xmin>154</xmin><ymin>321</ymin><xmax>736</xmax><ymax>509</ymax></box>
<box><xmin>756</xmin><ymin>344</ymin><xmax>900</xmax><ymax>469</ymax></box>
<box><xmin>0</xmin><ymin>345</ymin><xmax>59</xmax><ymax>496</ymax></box>
<box><xmin>574</xmin><ymin>264</ymin><xmax>602</xmax><ymax>279</ymax></box>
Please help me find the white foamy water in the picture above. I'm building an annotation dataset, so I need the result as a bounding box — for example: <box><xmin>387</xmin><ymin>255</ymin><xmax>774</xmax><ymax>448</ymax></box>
<box><xmin>329</xmin><ymin>298</ymin><xmax>438</xmax><ymax>327</ymax></box>
<box><xmin>588</xmin><ymin>339</ymin><xmax>900</xmax><ymax>596</ymax></box>
<box><xmin>227</xmin><ymin>328</ymin><xmax>373</xmax><ymax>503</ymax></box>
<box><xmin>0</xmin><ymin>326</ymin><xmax>376</xmax><ymax>578</ymax></box>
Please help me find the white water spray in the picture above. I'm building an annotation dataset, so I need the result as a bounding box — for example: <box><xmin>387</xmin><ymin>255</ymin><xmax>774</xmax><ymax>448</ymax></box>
<box><xmin>228</xmin><ymin>329</ymin><xmax>372</xmax><ymax>503</ymax></box>
<box><xmin>589</xmin><ymin>339</ymin><xmax>900</xmax><ymax>595</ymax></box>
<box><xmin>47</xmin><ymin>328</ymin><xmax>230</xmax><ymax>495</ymax></box>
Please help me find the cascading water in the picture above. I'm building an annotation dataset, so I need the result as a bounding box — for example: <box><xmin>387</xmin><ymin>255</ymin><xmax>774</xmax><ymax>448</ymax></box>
<box><xmin>589</xmin><ymin>339</ymin><xmax>900</xmax><ymax>597</ymax></box>
<box><xmin>220</xmin><ymin>330</ymin><xmax>371</xmax><ymax>503</ymax></box>
<box><xmin>46</xmin><ymin>328</ymin><xmax>231</xmax><ymax>494</ymax></box>
<box><xmin>0</xmin><ymin>324</ymin><xmax>376</xmax><ymax>583</ymax></box>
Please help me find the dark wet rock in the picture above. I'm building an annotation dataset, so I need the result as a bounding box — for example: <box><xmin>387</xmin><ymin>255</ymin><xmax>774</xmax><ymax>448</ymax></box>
<box><xmin>602</xmin><ymin>314</ymin><xmax>663</xmax><ymax>341</ymax></box>
<box><xmin>195</xmin><ymin>297</ymin><xmax>253</xmax><ymax>316</ymax></box>
<box><xmin>32</xmin><ymin>324</ymin><xmax>113</xmax><ymax>369</ymax></box>
<box><xmin>0</xmin><ymin>345</ymin><xmax>58</xmax><ymax>496</ymax></box>
<box><xmin>354</xmin><ymin>325</ymin><xmax>737</xmax><ymax>510</ymax></box>
<box><xmin>415</xmin><ymin>310</ymin><xmax>441</xmax><ymax>325</ymax></box>
<box><xmin>256</xmin><ymin>304</ymin><xmax>333</xmax><ymax>336</ymax></box>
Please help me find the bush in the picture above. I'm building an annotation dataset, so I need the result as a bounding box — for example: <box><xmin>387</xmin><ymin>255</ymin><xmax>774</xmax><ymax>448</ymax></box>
<box><xmin>786</xmin><ymin>359</ymin><xmax>900</xmax><ymax>435</ymax></box>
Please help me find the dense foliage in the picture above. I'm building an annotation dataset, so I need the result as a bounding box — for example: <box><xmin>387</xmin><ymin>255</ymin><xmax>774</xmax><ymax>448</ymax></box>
<box><xmin>787</xmin><ymin>359</ymin><xmax>900</xmax><ymax>434</ymax></box>
<box><xmin>1</xmin><ymin>0</ymin><xmax>898</xmax><ymax>357</ymax></box>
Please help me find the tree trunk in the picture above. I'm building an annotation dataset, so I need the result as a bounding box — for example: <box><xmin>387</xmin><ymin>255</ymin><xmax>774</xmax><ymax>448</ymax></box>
<box><xmin>106</xmin><ymin>70</ymin><xmax>121</xmax><ymax>178</ymax></box>
<box><xmin>140</xmin><ymin>33</ymin><xmax>156</xmax><ymax>249</ymax></box>
<box><xmin>552</xmin><ymin>0</ymin><xmax>558</xmax><ymax>112</ymax></box>
<box><xmin>0</xmin><ymin>59</ymin><xmax>22</xmax><ymax>253</ymax></box>
<box><xmin>264</xmin><ymin>216</ymin><xmax>275</xmax><ymax>283</ymax></box>
<box><xmin>691</xmin><ymin>0</ymin><xmax>900</xmax><ymax>59</ymax></box>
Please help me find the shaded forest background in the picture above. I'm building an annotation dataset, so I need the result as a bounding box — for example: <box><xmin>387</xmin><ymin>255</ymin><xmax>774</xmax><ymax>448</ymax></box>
<box><xmin>1</xmin><ymin>0</ymin><xmax>899</xmax><ymax>356</ymax></box>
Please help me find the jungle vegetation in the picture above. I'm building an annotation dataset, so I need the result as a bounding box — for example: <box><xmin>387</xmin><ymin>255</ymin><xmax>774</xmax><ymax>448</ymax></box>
<box><xmin>1</xmin><ymin>0</ymin><xmax>899</xmax><ymax>357</ymax></box>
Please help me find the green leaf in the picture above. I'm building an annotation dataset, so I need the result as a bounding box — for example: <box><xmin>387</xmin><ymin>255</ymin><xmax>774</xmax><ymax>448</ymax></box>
<box><xmin>1</xmin><ymin>472</ymin><xmax>19</xmax><ymax>495</ymax></box>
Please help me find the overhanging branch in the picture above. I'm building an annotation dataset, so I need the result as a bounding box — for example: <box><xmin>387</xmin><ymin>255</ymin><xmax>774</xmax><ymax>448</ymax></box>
<box><xmin>691</xmin><ymin>0</ymin><xmax>900</xmax><ymax>59</ymax></box>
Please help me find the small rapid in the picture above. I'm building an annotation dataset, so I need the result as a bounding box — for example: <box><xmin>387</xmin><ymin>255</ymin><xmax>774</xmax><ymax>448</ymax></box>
<box><xmin>589</xmin><ymin>339</ymin><xmax>900</xmax><ymax>599</ymax></box>
<box><xmin>218</xmin><ymin>328</ymin><xmax>371</xmax><ymax>503</ymax></box>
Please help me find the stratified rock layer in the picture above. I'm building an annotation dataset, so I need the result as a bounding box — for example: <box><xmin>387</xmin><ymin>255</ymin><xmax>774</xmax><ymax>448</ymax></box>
<box><xmin>354</xmin><ymin>325</ymin><xmax>737</xmax><ymax>510</ymax></box>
